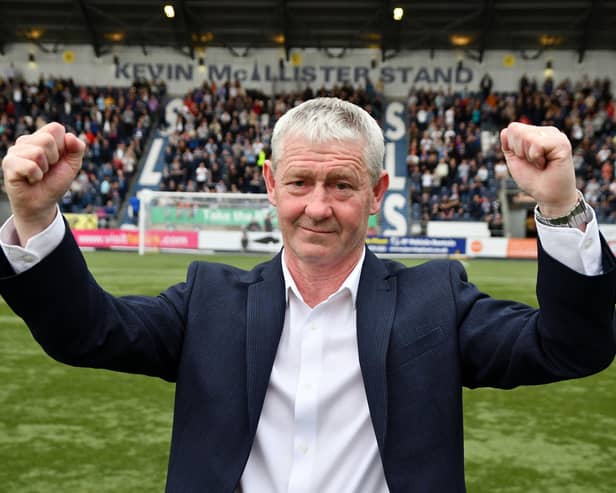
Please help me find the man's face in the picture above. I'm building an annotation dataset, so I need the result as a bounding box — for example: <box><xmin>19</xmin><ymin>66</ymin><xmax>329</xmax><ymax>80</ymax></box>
<box><xmin>264</xmin><ymin>137</ymin><xmax>388</xmax><ymax>269</ymax></box>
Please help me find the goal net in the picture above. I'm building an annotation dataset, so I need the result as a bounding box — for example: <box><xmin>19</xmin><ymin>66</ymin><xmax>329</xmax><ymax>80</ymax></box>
<box><xmin>137</xmin><ymin>190</ymin><xmax>281</xmax><ymax>255</ymax></box>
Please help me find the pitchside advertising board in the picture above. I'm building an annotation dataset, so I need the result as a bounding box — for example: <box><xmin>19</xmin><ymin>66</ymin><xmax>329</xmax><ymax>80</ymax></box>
<box><xmin>366</xmin><ymin>236</ymin><xmax>466</xmax><ymax>256</ymax></box>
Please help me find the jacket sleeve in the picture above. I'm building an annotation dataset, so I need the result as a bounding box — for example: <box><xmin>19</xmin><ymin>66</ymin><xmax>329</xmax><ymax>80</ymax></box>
<box><xmin>456</xmin><ymin>237</ymin><xmax>616</xmax><ymax>389</ymax></box>
<box><xmin>0</xmin><ymin>227</ymin><xmax>192</xmax><ymax>382</ymax></box>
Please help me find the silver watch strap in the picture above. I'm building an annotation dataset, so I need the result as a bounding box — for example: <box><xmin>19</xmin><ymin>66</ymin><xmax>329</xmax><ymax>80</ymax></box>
<box><xmin>535</xmin><ymin>190</ymin><xmax>593</xmax><ymax>228</ymax></box>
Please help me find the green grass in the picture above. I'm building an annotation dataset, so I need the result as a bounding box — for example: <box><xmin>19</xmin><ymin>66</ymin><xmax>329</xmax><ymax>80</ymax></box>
<box><xmin>0</xmin><ymin>252</ymin><xmax>614</xmax><ymax>492</ymax></box>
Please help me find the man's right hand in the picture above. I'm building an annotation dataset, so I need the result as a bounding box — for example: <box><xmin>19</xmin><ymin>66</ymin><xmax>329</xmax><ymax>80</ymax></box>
<box><xmin>2</xmin><ymin>122</ymin><xmax>86</xmax><ymax>245</ymax></box>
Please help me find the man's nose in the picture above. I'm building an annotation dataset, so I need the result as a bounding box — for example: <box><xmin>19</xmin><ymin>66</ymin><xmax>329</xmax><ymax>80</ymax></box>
<box><xmin>304</xmin><ymin>185</ymin><xmax>333</xmax><ymax>220</ymax></box>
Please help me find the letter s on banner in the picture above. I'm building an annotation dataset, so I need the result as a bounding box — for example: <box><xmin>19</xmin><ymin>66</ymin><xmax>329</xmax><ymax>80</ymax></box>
<box><xmin>380</xmin><ymin>101</ymin><xmax>409</xmax><ymax>236</ymax></box>
<box><xmin>382</xmin><ymin>194</ymin><xmax>407</xmax><ymax>236</ymax></box>
<box><xmin>384</xmin><ymin>102</ymin><xmax>405</xmax><ymax>141</ymax></box>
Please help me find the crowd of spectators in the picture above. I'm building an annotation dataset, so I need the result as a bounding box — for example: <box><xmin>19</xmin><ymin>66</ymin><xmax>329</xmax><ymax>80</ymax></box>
<box><xmin>0</xmin><ymin>74</ymin><xmax>163</xmax><ymax>227</ymax></box>
<box><xmin>159</xmin><ymin>80</ymin><xmax>382</xmax><ymax>196</ymax></box>
<box><xmin>2</xmin><ymin>70</ymin><xmax>616</xmax><ymax>233</ymax></box>
<box><xmin>405</xmin><ymin>73</ymin><xmax>616</xmax><ymax>229</ymax></box>
<box><xmin>162</xmin><ymin>73</ymin><xmax>616</xmax><ymax>235</ymax></box>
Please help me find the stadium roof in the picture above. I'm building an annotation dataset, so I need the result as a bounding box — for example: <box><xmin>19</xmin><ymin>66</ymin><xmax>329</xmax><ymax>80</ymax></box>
<box><xmin>2</xmin><ymin>0</ymin><xmax>616</xmax><ymax>62</ymax></box>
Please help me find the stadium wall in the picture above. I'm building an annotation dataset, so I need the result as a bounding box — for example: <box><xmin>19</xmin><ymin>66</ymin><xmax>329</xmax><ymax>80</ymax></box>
<box><xmin>1</xmin><ymin>44</ymin><xmax>616</xmax><ymax>97</ymax></box>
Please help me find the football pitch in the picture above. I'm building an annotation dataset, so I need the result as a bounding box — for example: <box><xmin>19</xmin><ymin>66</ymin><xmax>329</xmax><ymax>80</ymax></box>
<box><xmin>0</xmin><ymin>251</ymin><xmax>614</xmax><ymax>492</ymax></box>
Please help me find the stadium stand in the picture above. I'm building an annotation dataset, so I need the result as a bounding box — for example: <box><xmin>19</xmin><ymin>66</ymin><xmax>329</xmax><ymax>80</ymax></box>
<box><xmin>155</xmin><ymin>75</ymin><xmax>616</xmax><ymax>233</ymax></box>
<box><xmin>157</xmin><ymin>80</ymin><xmax>382</xmax><ymax>196</ymax></box>
<box><xmin>0</xmin><ymin>76</ymin><xmax>162</xmax><ymax>228</ymax></box>
<box><xmin>1</xmin><ymin>74</ymin><xmax>615</xmax><ymax>230</ymax></box>
<box><xmin>406</xmin><ymin>76</ymin><xmax>616</xmax><ymax>227</ymax></box>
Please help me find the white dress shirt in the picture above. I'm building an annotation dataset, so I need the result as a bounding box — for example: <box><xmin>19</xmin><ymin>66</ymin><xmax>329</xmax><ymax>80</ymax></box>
<box><xmin>241</xmin><ymin>249</ymin><xmax>389</xmax><ymax>493</ymax></box>
<box><xmin>0</xmin><ymin>205</ymin><xmax>604</xmax><ymax>493</ymax></box>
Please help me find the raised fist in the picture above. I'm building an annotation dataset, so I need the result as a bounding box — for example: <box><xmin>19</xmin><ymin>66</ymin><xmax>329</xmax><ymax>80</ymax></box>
<box><xmin>2</xmin><ymin>122</ymin><xmax>86</xmax><ymax>244</ymax></box>
<box><xmin>500</xmin><ymin>122</ymin><xmax>577</xmax><ymax>218</ymax></box>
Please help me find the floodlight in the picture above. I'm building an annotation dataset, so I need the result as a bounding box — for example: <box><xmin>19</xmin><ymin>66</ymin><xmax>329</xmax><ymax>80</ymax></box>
<box><xmin>164</xmin><ymin>4</ymin><xmax>176</xmax><ymax>18</ymax></box>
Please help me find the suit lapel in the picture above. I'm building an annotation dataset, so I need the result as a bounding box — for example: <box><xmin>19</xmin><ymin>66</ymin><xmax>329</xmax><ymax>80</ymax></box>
<box><xmin>245</xmin><ymin>254</ymin><xmax>286</xmax><ymax>432</ymax></box>
<box><xmin>356</xmin><ymin>249</ymin><xmax>396</xmax><ymax>454</ymax></box>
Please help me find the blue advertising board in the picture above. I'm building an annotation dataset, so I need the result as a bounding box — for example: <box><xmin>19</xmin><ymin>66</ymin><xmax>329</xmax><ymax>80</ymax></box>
<box><xmin>366</xmin><ymin>236</ymin><xmax>467</xmax><ymax>255</ymax></box>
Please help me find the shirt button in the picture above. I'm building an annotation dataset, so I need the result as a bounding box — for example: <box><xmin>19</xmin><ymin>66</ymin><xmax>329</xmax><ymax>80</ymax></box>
<box><xmin>303</xmin><ymin>383</ymin><xmax>312</xmax><ymax>391</ymax></box>
<box><xmin>23</xmin><ymin>255</ymin><xmax>35</xmax><ymax>262</ymax></box>
<box><xmin>582</xmin><ymin>239</ymin><xmax>592</xmax><ymax>250</ymax></box>
<box><xmin>310</xmin><ymin>324</ymin><xmax>317</xmax><ymax>331</ymax></box>
<box><xmin>299</xmin><ymin>444</ymin><xmax>309</xmax><ymax>455</ymax></box>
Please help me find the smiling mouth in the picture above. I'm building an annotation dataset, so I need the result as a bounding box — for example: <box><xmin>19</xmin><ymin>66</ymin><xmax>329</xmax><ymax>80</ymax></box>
<box><xmin>299</xmin><ymin>225</ymin><xmax>336</xmax><ymax>234</ymax></box>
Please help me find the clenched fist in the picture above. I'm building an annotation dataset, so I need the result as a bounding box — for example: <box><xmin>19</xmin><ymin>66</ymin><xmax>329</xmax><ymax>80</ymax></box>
<box><xmin>500</xmin><ymin>122</ymin><xmax>577</xmax><ymax>218</ymax></box>
<box><xmin>2</xmin><ymin>122</ymin><xmax>86</xmax><ymax>245</ymax></box>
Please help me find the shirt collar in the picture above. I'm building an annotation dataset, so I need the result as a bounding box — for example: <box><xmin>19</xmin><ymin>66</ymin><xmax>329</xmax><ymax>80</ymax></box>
<box><xmin>281</xmin><ymin>248</ymin><xmax>365</xmax><ymax>307</ymax></box>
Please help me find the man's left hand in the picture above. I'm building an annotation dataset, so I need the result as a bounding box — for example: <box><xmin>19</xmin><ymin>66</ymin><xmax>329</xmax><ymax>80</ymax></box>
<box><xmin>500</xmin><ymin>122</ymin><xmax>577</xmax><ymax>218</ymax></box>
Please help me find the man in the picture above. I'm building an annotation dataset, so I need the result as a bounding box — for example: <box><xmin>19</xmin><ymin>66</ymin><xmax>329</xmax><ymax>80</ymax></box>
<box><xmin>1</xmin><ymin>98</ymin><xmax>615</xmax><ymax>492</ymax></box>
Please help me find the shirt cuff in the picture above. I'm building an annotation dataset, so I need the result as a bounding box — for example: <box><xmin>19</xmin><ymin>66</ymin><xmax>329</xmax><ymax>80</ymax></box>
<box><xmin>535</xmin><ymin>206</ymin><xmax>602</xmax><ymax>276</ymax></box>
<box><xmin>0</xmin><ymin>206</ymin><xmax>66</xmax><ymax>274</ymax></box>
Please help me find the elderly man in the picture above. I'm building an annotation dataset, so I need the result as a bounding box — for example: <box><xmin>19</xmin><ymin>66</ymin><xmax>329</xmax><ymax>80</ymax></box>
<box><xmin>1</xmin><ymin>98</ymin><xmax>614</xmax><ymax>492</ymax></box>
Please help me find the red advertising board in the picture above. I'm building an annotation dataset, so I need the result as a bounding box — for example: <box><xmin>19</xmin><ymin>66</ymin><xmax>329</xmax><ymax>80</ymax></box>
<box><xmin>506</xmin><ymin>238</ymin><xmax>538</xmax><ymax>259</ymax></box>
<box><xmin>72</xmin><ymin>229</ymin><xmax>199</xmax><ymax>250</ymax></box>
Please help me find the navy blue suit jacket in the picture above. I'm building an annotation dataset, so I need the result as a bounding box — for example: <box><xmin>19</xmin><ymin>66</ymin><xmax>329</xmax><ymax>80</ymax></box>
<box><xmin>1</xmin><ymin>229</ymin><xmax>615</xmax><ymax>492</ymax></box>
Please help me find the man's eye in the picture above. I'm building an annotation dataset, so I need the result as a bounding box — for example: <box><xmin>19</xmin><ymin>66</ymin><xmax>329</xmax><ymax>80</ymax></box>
<box><xmin>335</xmin><ymin>182</ymin><xmax>351</xmax><ymax>190</ymax></box>
<box><xmin>292</xmin><ymin>180</ymin><xmax>305</xmax><ymax>187</ymax></box>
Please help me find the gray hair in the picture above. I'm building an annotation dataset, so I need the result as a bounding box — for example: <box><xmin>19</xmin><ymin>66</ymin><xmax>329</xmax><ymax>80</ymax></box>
<box><xmin>270</xmin><ymin>97</ymin><xmax>384</xmax><ymax>185</ymax></box>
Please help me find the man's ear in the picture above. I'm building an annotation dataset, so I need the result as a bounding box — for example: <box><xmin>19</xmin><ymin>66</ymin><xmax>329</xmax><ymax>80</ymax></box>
<box><xmin>370</xmin><ymin>171</ymin><xmax>389</xmax><ymax>214</ymax></box>
<box><xmin>263</xmin><ymin>160</ymin><xmax>277</xmax><ymax>206</ymax></box>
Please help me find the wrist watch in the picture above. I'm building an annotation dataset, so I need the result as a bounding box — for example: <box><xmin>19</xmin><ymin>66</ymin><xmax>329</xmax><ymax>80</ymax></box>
<box><xmin>535</xmin><ymin>190</ymin><xmax>593</xmax><ymax>228</ymax></box>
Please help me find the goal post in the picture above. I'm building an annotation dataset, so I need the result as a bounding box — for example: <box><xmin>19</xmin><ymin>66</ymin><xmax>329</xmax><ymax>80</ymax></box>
<box><xmin>137</xmin><ymin>190</ymin><xmax>280</xmax><ymax>255</ymax></box>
